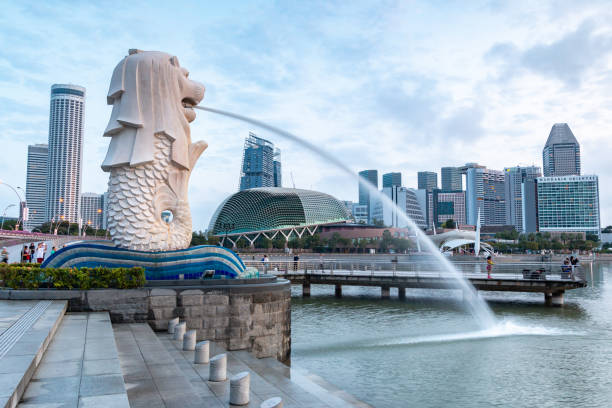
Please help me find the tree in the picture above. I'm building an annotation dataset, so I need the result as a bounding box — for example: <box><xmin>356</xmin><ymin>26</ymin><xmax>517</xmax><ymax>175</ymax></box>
<box><xmin>602</xmin><ymin>226</ymin><xmax>612</xmax><ymax>233</ymax></box>
<box><xmin>441</xmin><ymin>219</ymin><xmax>456</xmax><ymax>229</ymax></box>
<box><xmin>379</xmin><ymin>230</ymin><xmax>393</xmax><ymax>252</ymax></box>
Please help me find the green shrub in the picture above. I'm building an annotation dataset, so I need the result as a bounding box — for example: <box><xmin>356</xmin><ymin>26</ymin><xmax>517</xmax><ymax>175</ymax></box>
<box><xmin>0</xmin><ymin>264</ymin><xmax>145</xmax><ymax>290</ymax></box>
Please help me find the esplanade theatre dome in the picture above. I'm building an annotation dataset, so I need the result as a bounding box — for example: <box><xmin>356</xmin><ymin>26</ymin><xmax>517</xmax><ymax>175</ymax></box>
<box><xmin>209</xmin><ymin>188</ymin><xmax>351</xmax><ymax>235</ymax></box>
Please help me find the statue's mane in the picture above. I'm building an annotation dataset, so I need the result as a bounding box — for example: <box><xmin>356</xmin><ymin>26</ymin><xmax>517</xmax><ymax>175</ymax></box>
<box><xmin>102</xmin><ymin>50</ymin><xmax>191</xmax><ymax>170</ymax></box>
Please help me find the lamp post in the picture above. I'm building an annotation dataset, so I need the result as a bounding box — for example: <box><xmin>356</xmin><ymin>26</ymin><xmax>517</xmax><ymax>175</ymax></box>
<box><xmin>1</xmin><ymin>204</ymin><xmax>16</xmax><ymax>230</ymax></box>
<box><xmin>0</xmin><ymin>180</ymin><xmax>25</xmax><ymax>229</ymax></box>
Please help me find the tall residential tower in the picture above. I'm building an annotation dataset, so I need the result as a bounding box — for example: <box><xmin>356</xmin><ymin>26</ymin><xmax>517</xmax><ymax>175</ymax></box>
<box><xmin>25</xmin><ymin>144</ymin><xmax>48</xmax><ymax>229</ymax></box>
<box><xmin>46</xmin><ymin>84</ymin><xmax>85</xmax><ymax>223</ymax></box>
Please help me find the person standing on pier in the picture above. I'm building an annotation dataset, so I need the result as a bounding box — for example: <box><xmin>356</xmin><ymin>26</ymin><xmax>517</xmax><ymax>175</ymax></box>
<box><xmin>1</xmin><ymin>247</ymin><xmax>8</xmax><ymax>263</ymax></box>
<box><xmin>486</xmin><ymin>255</ymin><xmax>493</xmax><ymax>279</ymax></box>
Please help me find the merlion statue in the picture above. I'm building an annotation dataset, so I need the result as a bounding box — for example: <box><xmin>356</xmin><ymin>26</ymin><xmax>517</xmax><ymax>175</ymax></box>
<box><xmin>102</xmin><ymin>49</ymin><xmax>207</xmax><ymax>251</ymax></box>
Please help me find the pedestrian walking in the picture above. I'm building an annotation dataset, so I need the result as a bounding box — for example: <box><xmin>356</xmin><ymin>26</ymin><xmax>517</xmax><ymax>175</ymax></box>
<box><xmin>293</xmin><ymin>254</ymin><xmax>300</xmax><ymax>271</ymax></box>
<box><xmin>28</xmin><ymin>243</ymin><xmax>35</xmax><ymax>263</ymax></box>
<box><xmin>486</xmin><ymin>255</ymin><xmax>493</xmax><ymax>279</ymax></box>
<box><xmin>1</xmin><ymin>247</ymin><xmax>8</xmax><ymax>263</ymax></box>
<box><xmin>21</xmin><ymin>245</ymin><xmax>30</xmax><ymax>263</ymax></box>
<box><xmin>35</xmin><ymin>243</ymin><xmax>45</xmax><ymax>264</ymax></box>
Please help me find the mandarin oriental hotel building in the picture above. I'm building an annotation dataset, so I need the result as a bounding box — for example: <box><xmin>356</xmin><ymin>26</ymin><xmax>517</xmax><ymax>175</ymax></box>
<box><xmin>536</xmin><ymin>175</ymin><xmax>600</xmax><ymax>236</ymax></box>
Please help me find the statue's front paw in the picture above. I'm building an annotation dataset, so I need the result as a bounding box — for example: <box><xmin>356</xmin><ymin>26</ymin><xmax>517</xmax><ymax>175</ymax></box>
<box><xmin>189</xmin><ymin>141</ymin><xmax>208</xmax><ymax>169</ymax></box>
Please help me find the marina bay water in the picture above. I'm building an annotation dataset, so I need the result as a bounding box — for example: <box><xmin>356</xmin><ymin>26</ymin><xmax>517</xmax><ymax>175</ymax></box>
<box><xmin>291</xmin><ymin>261</ymin><xmax>612</xmax><ymax>408</ymax></box>
<box><xmin>194</xmin><ymin>105</ymin><xmax>495</xmax><ymax>327</ymax></box>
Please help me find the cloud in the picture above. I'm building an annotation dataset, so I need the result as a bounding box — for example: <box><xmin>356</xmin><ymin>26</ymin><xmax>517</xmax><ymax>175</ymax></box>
<box><xmin>485</xmin><ymin>20</ymin><xmax>612</xmax><ymax>87</ymax></box>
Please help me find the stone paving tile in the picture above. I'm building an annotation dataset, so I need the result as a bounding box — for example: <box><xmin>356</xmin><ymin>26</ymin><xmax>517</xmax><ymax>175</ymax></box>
<box><xmin>113</xmin><ymin>323</ymin><xmax>204</xmax><ymax>408</ymax></box>
<box><xmin>17</xmin><ymin>312</ymin><xmax>128</xmax><ymax>408</ymax></box>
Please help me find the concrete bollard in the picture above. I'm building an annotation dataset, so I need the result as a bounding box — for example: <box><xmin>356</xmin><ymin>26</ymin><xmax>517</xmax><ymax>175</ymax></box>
<box><xmin>168</xmin><ymin>317</ymin><xmax>179</xmax><ymax>334</ymax></box>
<box><xmin>194</xmin><ymin>340</ymin><xmax>210</xmax><ymax>364</ymax></box>
<box><xmin>229</xmin><ymin>371</ymin><xmax>250</xmax><ymax>406</ymax></box>
<box><xmin>209</xmin><ymin>353</ymin><xmax>227</xmax><ymax>382</ymax></box>
<box><xmin>173</xmin><ymin>322</ymin><xmax>186</xmax><ymax>341</ymax></box>
<box><xmin>183</xmin><ymin>329</ymin><xmax>196</xmax><ymax>351</ymax></box>
<box><xmin>260</xmin><ymin>397</ymin><xmax>283</xmax><ymax>408</ymax></box>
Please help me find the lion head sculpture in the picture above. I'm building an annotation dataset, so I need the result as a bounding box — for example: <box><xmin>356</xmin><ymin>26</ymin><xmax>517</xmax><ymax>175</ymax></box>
<box><xmin>102</xmin><ymin>49</ymin><xmax>205</xmax><ymax>170</ymax></box>
<box><xmin>102</xmin><ymin>49</ymin><xmax>207</xmax><ymax>251</ymax></box>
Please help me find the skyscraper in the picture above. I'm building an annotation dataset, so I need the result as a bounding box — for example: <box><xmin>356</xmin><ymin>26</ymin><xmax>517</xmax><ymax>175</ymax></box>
<box><xmin>358</xmin><ymin>170</ymin><xmax>378</xmax><ymax>222</ymax></box>
<box><xmin>536</xmin><ymin>175</ymin><xmax>599</xmax><ymax>236</ymax></box>
<box><xmin>80</xmin><ymin>193</ymin><xmax>104</xmax><ymax>229</ymax></box>
<box><xmin>504</xmin><ymin>166</ymin><xmax>541</xmax><ymax>232</ymax></box>
<box><xmin>543</xmin><ymin>123</ymin><xmax>580</xmax><ymax>177</ymax></box>
<box><xmin>239</xmin><ymin>133</ymin><xmax>281</xmax><ymax>191</ymax></box>
<box><xmin>25</xmin><ymin>144</ymin><xmax>48</xmax><ymax>229</ymax></box>
<box><xmin>465</xmin><ymin>165</ymin><xmax>505</xmax><ymax>226</ymax></box>
<box><xmin>371</xmin><ymin>186</ymin><xmax>426</xmax><ymax>229</ymax></box>
<box><xmin>432</xmin><ymin>189</ymin><xmax>466</xmax><ymax>227</ymax></box>
<box><xmin>417</xmin><ymin>171</ymin><xmax>438</xmax><ymax>192</ymax></box>
<box><xmin>46</xmin><ymin>84</ymin><xmax>85</xmax><ymax>223</ymax></box>
<box><xmin>382</xmin><ymin>172</ymin><xmax>402</xmax><ymax>188</ymax></box>
<box><xmin>441</xmin><ymin>167</ymin><xmax>462</xmax><ymax>191</ymax></box>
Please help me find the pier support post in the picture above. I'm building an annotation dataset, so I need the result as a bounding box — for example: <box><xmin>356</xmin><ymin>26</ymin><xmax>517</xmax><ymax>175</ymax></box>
<box><xmin>302</xmin><ymin>283</ymin><xmax>311</xmax><ymax>297</ymax></box>
<box><xmin>551</xmin><ymin>291</ymin><xmax>564</xmax><ymax>307</ymax></box>
<box><xmin>381</xmin><ymin>286</ymin><xmax>390</xmax><ymax>299</ymax></box>
<box><xmin>230</xmin><ymin>371</ymin><xmax>250</xmax><ymax>405</ymax></box>
<box><xmin>398</xmin><ymin>287</ymin><xmax>406</xmax><ymax>300</ymax></box>
<box><xmin>544</xmin><ymin>292</ymin><xmax>552</xmax><ymax>306</ymax></box>
<box><xmin>335</xmin><ymin>284</ymin><xmax>342</xmax><ymax>297</ymax></box>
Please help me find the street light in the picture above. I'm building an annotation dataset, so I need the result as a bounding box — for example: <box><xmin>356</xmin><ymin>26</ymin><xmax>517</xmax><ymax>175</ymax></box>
<box><xmin>0</xmin><ymin>180</ymin><xmax>25</xmax><ymax>229</ymax></box>
<box><xmin>1</xmin><ymin>204</ymin><xmax>16</xmax><ymax>230</ymax></box>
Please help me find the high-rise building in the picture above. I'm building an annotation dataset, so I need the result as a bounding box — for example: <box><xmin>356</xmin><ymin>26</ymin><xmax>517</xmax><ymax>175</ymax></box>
<box><xmin>382</xmin><ymin>172</ymin><xmax>402</xmax><ymax>188</ymax></box>
<box><xmin>522</xmin><ymin>179</ymin><xmax>538</xmax><ymax>233</ymax></box>
<box><xmin>358</xmin><ymin>170</ymin><xmax>378</xmax><ymax>222</ymax></box>
<box><xmin>239</xmin><ymin>132</ymin><xmax>281</xmax><ymax>191</ymax></box>
<box><xmin>441</xmin><ymin>167</ymin><xmax>462</xmax><ymax>191</ymax></box>
<box><xmin>25</xmin><ymin>144</ymin><xmax>48</xmax><ymax>229</ymax></box>
<box><xmin>46</xmin><ymin>84</ymin><xmax>85</xmax><ymax>223</ymax></box>
<box><xmin>504</xmin><ymin>166</ymin><xmax>541</xmax><ymax>232</ymax></box>
<box><xmin>371</xmin><ymin>186</ymin><xmax>426</xmax><ymax>229</ymax></box>
<box><xmin>543</xmin><ymin>123</ymin><xmax>580</xmax><ymax>177</ymax></box>
<box><xmin>536</xmin><ymin>175</ymin><xmax>600</xmax><ymax>236</ymax></box>
<box><xmin>80</xmin><ymin>193</ymin><xmax>104</xmax><ymax>229</ymax></box>
<box><xmin>411</xmin><ymin>189</ymin><xmax>429</xmax><ymax>229</ymax></box>
<box><xmin>351</xmin><ymin>204</ymin><xmax>369</xmax><ymax>224</ymax></box>
<box><xmin>465</xmin><ymin>165</ymin><xmax>505</xmax><ymax>226</ymax></box>
<box><xmin>432</xmin><ymin>189</ymin><xmax>466</xmax><ymax>227</ymax></box>
<box><xmin>417</xmin><ymin>171</ymin><xmax>438</xmax><ymax>192</ymax></box>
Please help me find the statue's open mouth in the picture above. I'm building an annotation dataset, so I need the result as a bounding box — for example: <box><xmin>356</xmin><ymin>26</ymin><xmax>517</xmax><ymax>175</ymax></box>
<box><xmin>182</xmin><ymin>98</ymin><xmax>197</xmax><ymax>122</ymax></box>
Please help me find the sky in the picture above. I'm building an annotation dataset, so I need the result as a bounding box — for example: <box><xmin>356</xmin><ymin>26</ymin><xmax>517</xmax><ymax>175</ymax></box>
<box><xmin>0</xmin><ymin>0</ymin><xmax>611</xmax><ymax>230</ymax></box>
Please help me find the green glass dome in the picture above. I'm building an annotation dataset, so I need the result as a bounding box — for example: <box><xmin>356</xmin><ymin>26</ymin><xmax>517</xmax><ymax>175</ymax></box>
<box><xmin>209</xmin><ymin>188</ymin><xmax>351</xmax><ymax>234</ymax></box>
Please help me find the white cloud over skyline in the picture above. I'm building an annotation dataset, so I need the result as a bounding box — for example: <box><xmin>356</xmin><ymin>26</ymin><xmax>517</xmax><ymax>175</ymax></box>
<box><xmin>0</xmin><ymin>0</ymin><xmax>611</xmax><ymax>229</ymax></box>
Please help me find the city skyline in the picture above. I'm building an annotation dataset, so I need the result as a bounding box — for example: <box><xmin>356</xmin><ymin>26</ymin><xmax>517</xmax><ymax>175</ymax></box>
<box><xmin>1</xmin><ymin>2</ymin><xmax>611</xmax><ymax>229</ymax></box>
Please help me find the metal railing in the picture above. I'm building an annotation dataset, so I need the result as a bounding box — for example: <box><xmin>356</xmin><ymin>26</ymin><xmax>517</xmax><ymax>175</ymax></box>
<box><xmin>243</xmin><ymin>260</ymin><xmax>585</xmax><ymax>282</ymax></box>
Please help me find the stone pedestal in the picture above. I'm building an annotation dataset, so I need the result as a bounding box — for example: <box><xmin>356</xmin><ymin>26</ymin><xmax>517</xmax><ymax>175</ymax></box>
<box><xmin>168</xmin><ymin>317</ymin><xmax>179</xmax><ymax>334</ymax></box>
<box><xmin>335</xmin><ymin>284</ymin><xmax>342</xmax><ymax>297</ymax></box>
<box><xmin>195</xmin><ymin>340</ymin><xmax>210</xmax><ymax>364</ymax></box>
<box><xmin>303</xmin><ymin>283</ymin><xmax>311</xmax><ymax>297</ymax></box>
<box><xmin>229</xmin><ymin>371</ymin><xmax>250</xmax><ymax>405</ymax></box>
<box><xmin>261</xmin><ymin>397</ymin><xmax>283</xmax><ymax>408</ymax></box>
<box><xmin>183</xmin><ymin>329</ymin><xmax>196</xmax><ymax>351</ymax></box>
<box><xmin>173</xmin><ymin>322</ymin><xmax>186</xmax><ymax>341</ymax></box>
<box><xmin>381</xmin><ymin>286</ymin><xmax>390</xmax><ymax>299</ymax></box>
<box><xmin>209</xmin><ymin>353</ymin><xmax>227</xmax><ymax>382</ymax></box>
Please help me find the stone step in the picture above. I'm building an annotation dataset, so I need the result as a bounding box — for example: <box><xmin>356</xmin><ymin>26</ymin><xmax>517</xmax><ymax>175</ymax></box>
<box><xmin>0</xmin><ymin>300</ymin><xmax>67</xmax><ymax>408</ymax></box>
<box><xmin>157</xmin><ymin>331</ymin><xmax>371</xmax><ymax>407</ymax></box>
<box><xmin>113</xmin><ymin>323</ymin><xmax>205</xmax><ymax>408</ymax></box>
<box><xmin>17</xmin><ymin>311</ymin><xmax>129</xmax><ymax>407</ymax></box>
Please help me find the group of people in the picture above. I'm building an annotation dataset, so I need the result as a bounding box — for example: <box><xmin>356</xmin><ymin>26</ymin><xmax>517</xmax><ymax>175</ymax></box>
<box><xmin>562</xmin><ymin>256</ymin><xmax>580</xmax><ymax>279</ymax></box>
<box><xmin>19</xmin><ymin>242</ymin><xmax>56</xmax><ymax>264</ymax></box>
